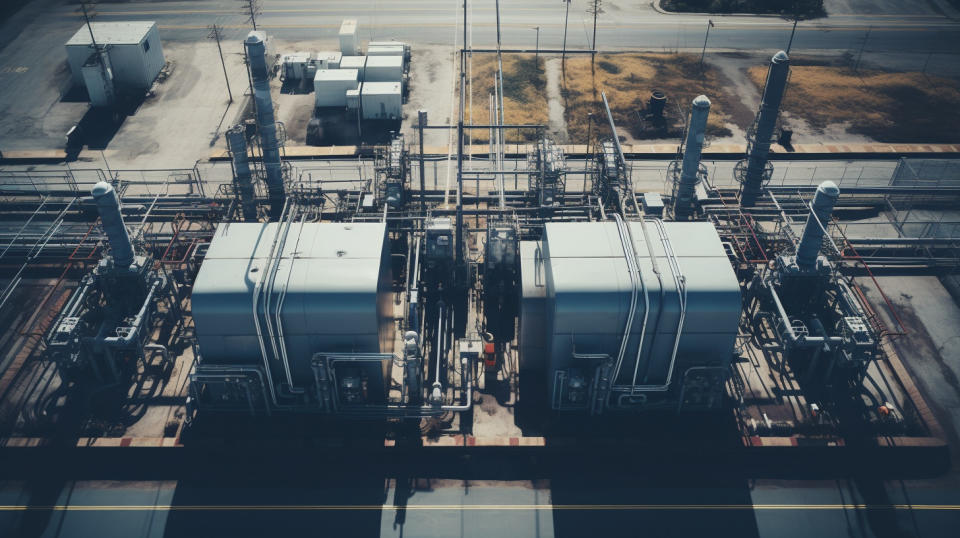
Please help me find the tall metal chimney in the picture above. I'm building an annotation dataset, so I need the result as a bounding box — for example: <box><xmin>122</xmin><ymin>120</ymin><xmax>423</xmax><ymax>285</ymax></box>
<box><xmin>796</xmin><ymin>181</ymin><xmax>839</xmax><ymax>269</ymax></box>
<box><xmin>91</xmin><ymin>182</ymin><xmax>134</xmax><ymax>269</ymax></box>
<box><xmin>226</xmin><ymin>125</ymin><xmax>258</xmax><ymax>222</ymax></box>
<box><xmin>244</xmin><ymin>31</ymin><xmax>285</xmax><ymax>218</ymax></box>
<box><xmin>673</xmin><ymin>95</ymin><xmax>711</xmax><ymax>220</ymax></box>
<box><xmin>738</xmin><ymin>51</ymin><xmax>790</xmax><ymax>208</ymax></box>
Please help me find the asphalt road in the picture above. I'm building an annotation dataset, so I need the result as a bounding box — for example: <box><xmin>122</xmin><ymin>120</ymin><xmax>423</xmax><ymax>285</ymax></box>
<box><xmin>1</xmin><ymin>464</ymin><xmax>959</xmax><ymax>538</ymax></box>
<box><xmin>66</xmin><ymin>0</ymin><xmax>960</xmax><ymax>55</ymax></box>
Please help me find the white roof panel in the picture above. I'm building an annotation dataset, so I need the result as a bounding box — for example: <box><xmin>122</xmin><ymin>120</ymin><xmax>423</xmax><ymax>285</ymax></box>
<box><xmin>66</xmin><ymin>21</ymin><xmax>155</xmax><ymax>47</ymax></box>
<box><xmin>361</xmin><ymin>81</ymin><xmax>401</xmax><ymax>95</ymax></box>
<box><xmin>315</xmin><ymin>68</ymin><xmax>358</xmax><ymax>81</ymax></box>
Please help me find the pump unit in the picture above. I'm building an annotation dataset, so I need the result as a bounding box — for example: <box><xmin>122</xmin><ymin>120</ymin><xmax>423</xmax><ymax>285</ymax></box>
<box><xmin>46</xmin><ymin>183</ymin><xmax>174</xmax><ymax>405</ymax></box>
<box><xmin>189</xmin><ymin>222</ymin><xmax>394</xmax><ymax>414</ymax></box>
<box><xmin>527</xmin><ymin>138</ymin><xmax>566</xmax><ymax>207</ymax></box>
<box><xmin>519</xmin><ymin>220</ymin><xmax>741</xmax><ymax>413</ymax></box>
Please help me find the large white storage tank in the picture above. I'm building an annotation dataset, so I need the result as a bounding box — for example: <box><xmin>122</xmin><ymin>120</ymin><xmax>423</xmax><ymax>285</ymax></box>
<box><xmin>361</xmin><ymin>82</ymin><xmax>402</xmax><ymax>120</ymax></box>
<box><xmin>519</xmin><ymin>221</ymin><xmax>741</xmax><ymax>411</ymax></box>
<box><xmin>314</xmin><ymin>69</ymin><xmax>359</xmax><ymax>108</ymax></box>
<box><xmin>339</xmin><ymin>19</ymin><xmax>359</xmax><ymax>56</ymax></box>
<box><xmin>364</xmin><ymin>56</ymin><xmax>403</xmax><ymax>83</ymax></box>
<box><xmin>191</xmin><ymin>222</ymin><xmax>394</xmax><ymax>389</ymax></box>
<box><xmin>65</xmin><ymin>21</ymin><xmax>165</xmax><ymax>90</ymax></box>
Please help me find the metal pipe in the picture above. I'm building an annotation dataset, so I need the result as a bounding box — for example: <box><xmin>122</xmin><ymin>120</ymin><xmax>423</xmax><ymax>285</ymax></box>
<box><xmin>740</xmin><ymin>51</ymin><xmax>790</xmax><ymax>207</ymax></box>
<box><xmin>418</xmin><ymin>110</ymin><xmax>427</xmax><ymax>217</ymax></box>
<box><xmin>102</xmin><ymin>281</ymin><xmax>159</xmax><ymax>347</ymax></box>
<box><xmin>674</xmin><ymin>95</ymin><xmax>710</xmax><ymax>220</ymax></box>
<box><xmin>91</xmin><ymin>182</ymin><xmax>134</xmax><ymax>268</ymax></box>
<box><xmin>796</xmin><ymin>181</ymin><xmax>840</xmax><ymax>269</ymax></box>
<box><xmin>250</xmin><ymin>200</ymin><xmax>290</xmax><ymax>408</ymax></box>
<box><xmin>244</xmin><ymin>32</ymin><xmax>285</xmax><ymax>218</ymax></box>
<box><xmin>610</xmin><ymin>214</ymin><xmax>640</xmax><ymax>387</ymax></box>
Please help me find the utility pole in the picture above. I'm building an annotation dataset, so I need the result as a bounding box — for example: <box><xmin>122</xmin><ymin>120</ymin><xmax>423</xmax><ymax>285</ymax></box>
<box><xmin>587</xmin><ymin>112</ymin><xmax>593</xmax><ymax>154</ymax></box>
<box><xmin>242</xmin><ymin>0</ymin><xmax>261</xmax><ymax>31</ymax></box>
<box><xmin>700</xmin><ymin>19</ymin><xmax>714</xmax><ymax>70</ymax></box>
<box><xmin>786</xmin><ymin>18</ymin><xmax>799</xmax><ymax>54</ymax></box>
<box><xmin>80</xmin><ymin>1</ymin><xmax>115</xmax><ymax>106</ymax></box>
<box><xmin>588</xmin><ymin>0</ymin><xmax>604</xmax><ymax>60</ymax></box>
<box><xmin>561</xmin><ymin>0</ymin><xmax>571</xmax><ymax>64</ymax></box>
<box><xmin>534</xmin><ymin>26</ymin><xmax>540</xmax><ymax>60</ymax></box>
<box><xmin>208</xmin><ymin>24</ymin><xmax>233</xmax><ymax>103</ymax></box>
<box><xmin>854</xmin><ymin>26</ymin><xmax>871</xmax><ymax>72</ymax></box>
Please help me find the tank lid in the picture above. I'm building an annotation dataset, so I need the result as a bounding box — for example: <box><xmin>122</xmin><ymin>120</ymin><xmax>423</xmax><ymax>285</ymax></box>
<box><xmin>772</xmin><ymin>50</ymin><xmax>789</xmax><ymax>63</ymax></box>
<box><xmin>91</xmin><ymin>181</ymin><xmax>113</xmax><ymax>198</ymax></box>
<box><xmin>692</xmin><ymin>94</ymin><xmax>711</xmax><ymax>108</ymax></box>
<box><xmin>818</xmin><ymin>180</ymin><xmax>840</xmax><ymax>197</ymax></box>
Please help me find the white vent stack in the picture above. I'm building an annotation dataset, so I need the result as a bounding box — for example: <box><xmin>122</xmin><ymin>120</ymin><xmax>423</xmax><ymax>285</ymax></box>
<box><xmin>91</xmin><ymin>182</ymin><xmax>134</xmax><ymax>269</ymax></box>
<box><xmin>226</xmin><ymin>125</ymin><xmax>258</xmax><ymax>222</ymax></box>
<box><xmin>244</xmin><ymin>31</ymin><xmax>285</xmax><ymax>219</ymax></box>
<box><xmin>739</xmin><ymin>51</ymin><xmax>790</xmax><ymax>207</ymax></box>
<box><xmin>796</xmin><ymin>181</ymin><xmax>840</xmax><ymax>269</ymax></box>
<box><xmin>673</xmin><ymin>95</ymin><xmax>711</xmax><ymax>220</ymax></box>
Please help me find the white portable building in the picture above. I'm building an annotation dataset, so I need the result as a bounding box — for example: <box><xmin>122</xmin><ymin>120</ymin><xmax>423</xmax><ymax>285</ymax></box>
<box><xmin>361</xmin><ymin>81</ymin><xmax>402</xmax><ymax>120</ymax></box>
<box><xmin>314</xmin><ymin>69</ymin><xmax>359</xmax><ymax>108</ymax></box>
<box><xmin>66</xmin><ymin>21</ymin><xmax>165</xmax><ymax>90</ymax></box>
<box><xmin>364</xmin><ymin>56</ymin><xmax>403</xmax><ymax>83</ymax></box>
<box><xmin>339</xmin><ymin>19</ymin><xmax>359</xmax><ymax>56</ymax></box>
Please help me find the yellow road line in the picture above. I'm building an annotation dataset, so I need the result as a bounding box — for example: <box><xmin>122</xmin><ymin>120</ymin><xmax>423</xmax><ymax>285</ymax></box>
<box><xmin>148</xmin><ymin>23</ymin><xmax>941</xmax><ymax>32</ymax></box>
<box><xmin>0</xmin><ymin>504</ymin><xmax>958</xmax><ymax>511</ymax></box>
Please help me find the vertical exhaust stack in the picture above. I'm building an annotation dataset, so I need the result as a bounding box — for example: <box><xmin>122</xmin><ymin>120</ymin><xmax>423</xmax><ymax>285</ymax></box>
<box><xmin>226</xmin><ymin>125</ymin><xmax>258</xmax><ymax>222</ymax></box>
<box><xmin>738</xmin><ymin>51</ymin><xmax>790</xmax><ymax>208</ymax></box>
<box><xmin>796</xmin><ymin>180</ymin><xmax>840</xmax><ymax>270</ymax></box>
<box><xmin>244</xmin><ymin>31</ymin><xmax>285</xmax><ymax>218</ymax></box>
<box><xmin>91</xmin><ymin>182</ymin><xmax>134</xmax><ymax>269</ymax></box>
<box><xmin>673</xmin><ymin>95</ymin><xmax>711</xmax><ymax>220</ymax></box>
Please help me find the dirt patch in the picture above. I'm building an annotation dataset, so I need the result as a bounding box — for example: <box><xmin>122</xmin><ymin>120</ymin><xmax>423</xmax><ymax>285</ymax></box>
<box><xmin>747</xmin><ymin>62</ymin><xmax>960</xmax><ymax>143</ymax></box>
<box><xmin>560</xmin><ymin>53</ymin><xmax>735</xmax><ymax>143</ymax></box>
<box><xmin>467</xmin><ymin>54</ymin><xmax>548</xmax><ymax>144</ymax></box>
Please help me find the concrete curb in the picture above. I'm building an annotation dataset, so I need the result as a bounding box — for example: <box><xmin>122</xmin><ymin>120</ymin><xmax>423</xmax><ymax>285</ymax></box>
<box><xmin>652</xmin><ymin>0</ymin><xmax>812</xmax><ymax>20</ymax></box>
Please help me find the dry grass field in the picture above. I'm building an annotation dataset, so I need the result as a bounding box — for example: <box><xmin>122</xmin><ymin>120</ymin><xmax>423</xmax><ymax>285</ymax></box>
<box><xmin>465</xmin><ymin>54</ymin><xmax>548</xmax><ymax>144</ymax></box>
<box><xmin>747</xmin><ymin>63</ymin><xmax>960</xmax><ymax>142</ymax></box>
<box><xmin>560</xmin><ymin>53</ymin><xmax>734</xmax><ymax>143</ymax></box>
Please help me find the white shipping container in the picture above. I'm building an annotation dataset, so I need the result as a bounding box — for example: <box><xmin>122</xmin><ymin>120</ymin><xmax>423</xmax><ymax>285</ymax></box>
<box><xmin>364</xmin><ymin>56</ymin><xmax>403</xmax><ymax>83</ymax></box>
<box><xmin>339</xmin><ymin>19</ymin><xmax>358</xmax><ymax>56</ymax></box>
<box><xmin>314</xmin><ymin>69</ymin><xmax>359</xmax><ymax>108</ymax></box>
<box><xmin>315</xmin><ymin>51</ymin><xmax>342</xmax><ymax>69</ymax></box>
<box><xmin>339</xmin><ymin>56</ymin><xmax>367</xmax><ymax>81</ymax></box>
<box><xmin>361</xmin><ymin>81</ymin><xmax>402</xmax><ymax>120</ymax></box>
<box><xmin>346</xmin><ymin>85</ymin><xmax>361</xmax><ymax>111</ymax></box>
<box><xmin>281</xmin><ymin>53</ymin><xmax>311</xmax><ymax>81</ymax></box>
<box><xmin>65</xmin><ymin>21</ymin><xmax>165</xmax><ymax>90</ymax></box>
<box><xmin>367</xmin><ymin>45</ymin><xmax>405</xmax><ymax>57</ymax></box>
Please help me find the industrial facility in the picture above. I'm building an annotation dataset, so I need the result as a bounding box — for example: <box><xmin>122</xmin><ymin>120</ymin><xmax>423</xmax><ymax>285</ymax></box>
<box><xmin>0</xmin><ymin>35</ymin><xmax>953</xmax><ymax>459</ymax></box>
